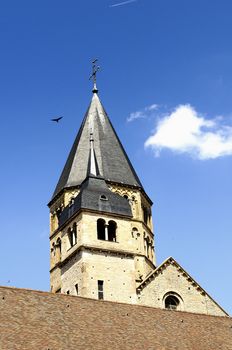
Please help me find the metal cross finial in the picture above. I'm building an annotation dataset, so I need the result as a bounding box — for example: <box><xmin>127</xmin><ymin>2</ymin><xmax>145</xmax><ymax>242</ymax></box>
<box><xmin>89</xmin><ymin>59</ymin><xmax>100</xmax><ymax>93</ymax></box>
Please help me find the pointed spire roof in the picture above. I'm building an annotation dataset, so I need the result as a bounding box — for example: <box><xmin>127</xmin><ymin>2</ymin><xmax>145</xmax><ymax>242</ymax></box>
<box><xmin>51</xmin><ymin>92</ymin><xmax>143</xmax><ymax>201</ymax></box>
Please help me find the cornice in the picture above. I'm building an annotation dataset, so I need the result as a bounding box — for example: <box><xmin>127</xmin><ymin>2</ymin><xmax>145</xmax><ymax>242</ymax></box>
<box><xmin>56</xmin><ymin>244</ymin><xmax>135</xmax><ymax>269</ymax></box>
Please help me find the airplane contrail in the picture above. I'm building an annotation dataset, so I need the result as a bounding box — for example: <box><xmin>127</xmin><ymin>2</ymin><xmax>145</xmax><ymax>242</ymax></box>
<box><xmin>110</xmin><ymin>0</ymin><xmax>137</xmax><ymax>8</ymax></box>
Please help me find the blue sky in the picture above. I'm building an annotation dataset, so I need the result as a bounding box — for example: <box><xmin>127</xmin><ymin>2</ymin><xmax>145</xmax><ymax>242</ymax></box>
<box><xmin>0</xmin><ymin>0</ymin><xmax>231</xmax><ymax>314</ymax></box>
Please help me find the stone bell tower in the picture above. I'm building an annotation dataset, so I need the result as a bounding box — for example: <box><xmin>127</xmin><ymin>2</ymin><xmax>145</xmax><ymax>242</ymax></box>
<box><xmin>48</xmin><ymin>69</ymin><xmax>155</xmax><ymax>303</ymax></box>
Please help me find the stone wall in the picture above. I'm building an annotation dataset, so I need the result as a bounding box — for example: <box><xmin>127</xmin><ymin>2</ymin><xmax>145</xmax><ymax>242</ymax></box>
<box><xmin>137</xmin><ymin>263</ymin><xmax>226</xmax><ymax>316</ymax></box>
<box><xmin>61</xmin><ymin>249</ymin><xmax>137</xmax><ymax>303</ymax></box>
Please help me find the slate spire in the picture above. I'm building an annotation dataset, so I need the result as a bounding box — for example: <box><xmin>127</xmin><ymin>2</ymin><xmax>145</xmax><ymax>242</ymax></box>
<box><xmin>51</xmin><ymin>91</ymin><xmax>143</xmax><ymax>201</ymax></box>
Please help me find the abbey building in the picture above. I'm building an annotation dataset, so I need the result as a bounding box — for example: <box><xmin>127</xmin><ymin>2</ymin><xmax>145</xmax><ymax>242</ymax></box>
<box><xmin>48</xmin><ymin>85</ymin><xmax>227</xmax><ymax>317</ymax></box>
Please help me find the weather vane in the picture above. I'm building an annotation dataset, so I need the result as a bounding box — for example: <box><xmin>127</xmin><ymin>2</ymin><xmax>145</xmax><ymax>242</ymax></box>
<box><xmin>89</xmin><ymin>58</ymin><xmax>100</xmax><ymax>93</ymax></box>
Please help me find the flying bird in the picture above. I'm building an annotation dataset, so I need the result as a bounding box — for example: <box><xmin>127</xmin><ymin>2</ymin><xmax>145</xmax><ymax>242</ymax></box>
<box><xmin>51</xmin><ymin>116</ymin><xmax>63</xmax><ymax>123</ymax></box>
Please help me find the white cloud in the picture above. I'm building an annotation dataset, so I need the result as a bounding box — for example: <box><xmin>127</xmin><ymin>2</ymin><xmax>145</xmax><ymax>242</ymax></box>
<box><xmin>145</xmin><ymin>104</ymin><xmax>159</xmax><ymax>111</ymax></box>
<box><xmin>127</xmin><ymin>103</ymin><xmax>159</xmax><ymax>122</ymax></box>
<box><xmin>145</xmin><ymin>104</ymin><xmax>232</xmax><ymax>160</ymax></box>
<box><xmin>110</xmin><ymin>0</ymin><xmax>137</xmax><ymax>7</ymax></box>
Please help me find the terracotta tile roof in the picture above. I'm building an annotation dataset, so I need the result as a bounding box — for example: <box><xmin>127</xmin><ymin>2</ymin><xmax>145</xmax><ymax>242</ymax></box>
<box><xmin>0</xmin><ymin>286</ymin><xmax>231</xmax><ymax>350</ymax></box>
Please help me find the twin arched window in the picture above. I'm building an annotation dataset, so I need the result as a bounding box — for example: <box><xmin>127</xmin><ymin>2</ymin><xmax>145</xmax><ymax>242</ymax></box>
<box><xmin>97</xmin><ymin>219</ymin><xmax>117</xmax><ymax>242</ymax></box>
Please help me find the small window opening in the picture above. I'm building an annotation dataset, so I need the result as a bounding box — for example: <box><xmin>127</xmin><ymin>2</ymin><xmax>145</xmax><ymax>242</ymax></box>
<box><xmin>66</xmin><ymin>290</ymin><xmax>70</xmax><ymax>295</ymax></box>
<box><xmin>100</xmin><ymin>194</ymin><xmax>108</xmax><ymax>201</ymax></box>
<box><xmin>75</xmin><ymin>283</ymin><xmax>79</xmax><ymax>295</ymax></box>
<box><xmin>165</xmin><ymin>295</ymin><xmax>180</xmax><ymax>310</ymax></box>
<box><xmin>98</xmin><ymin>280</ymin><xmax>104</xmax><ymax>300</ymax></box>
<box><xmin>55</xmin><ymin>288</ymin><xmax>61</xmax><ymax>294</ymax></box>
<box><xmin>108</xmin><ymin>220</ymin><xmax>117</xmax><ymax>242</ymax></box>
<box><xmin>97</xmin><ymin>219</ymin><xmax>106</xmax><ymax>240</ymax></box>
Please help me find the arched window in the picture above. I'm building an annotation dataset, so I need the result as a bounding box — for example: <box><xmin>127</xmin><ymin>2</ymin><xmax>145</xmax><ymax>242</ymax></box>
<box><xmin>97</xmin><ymin>219</ymin><xmax>106</xmax><ymax>240</ymax></box>
<box><xmin>165</xmin><ymin>295</ymin><xmax>180</xmax><ymax>310</ymax></box>
<box><xmin>56</xmin><ymin>238</ymin><xmax>61</xmax><ymax>261</ymax></box>
<box><xmin>68</xmin><ymin>228</ymin><xmax>73</xmax><ymax>248</ymax></box>
<box><xmin>68</xmin><ymin>224</ymin><xmax>77</xmax><ymax>249</ymax></box>
<box><xmin>108</xmin><ymin>220</ymin><xmax>117</xmax><ymax>242</ymax></box>
<box><xmin>143</xmin><ymin>206</ymin><xmax>148</xmax><ymax>225</ymax></box>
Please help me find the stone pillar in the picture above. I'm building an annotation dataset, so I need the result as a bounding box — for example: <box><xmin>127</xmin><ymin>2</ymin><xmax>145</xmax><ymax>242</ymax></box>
<box><xmin>105</xmin><ymin>224</ymin><xmax>109</xmax><ymax>241</ymax></box>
